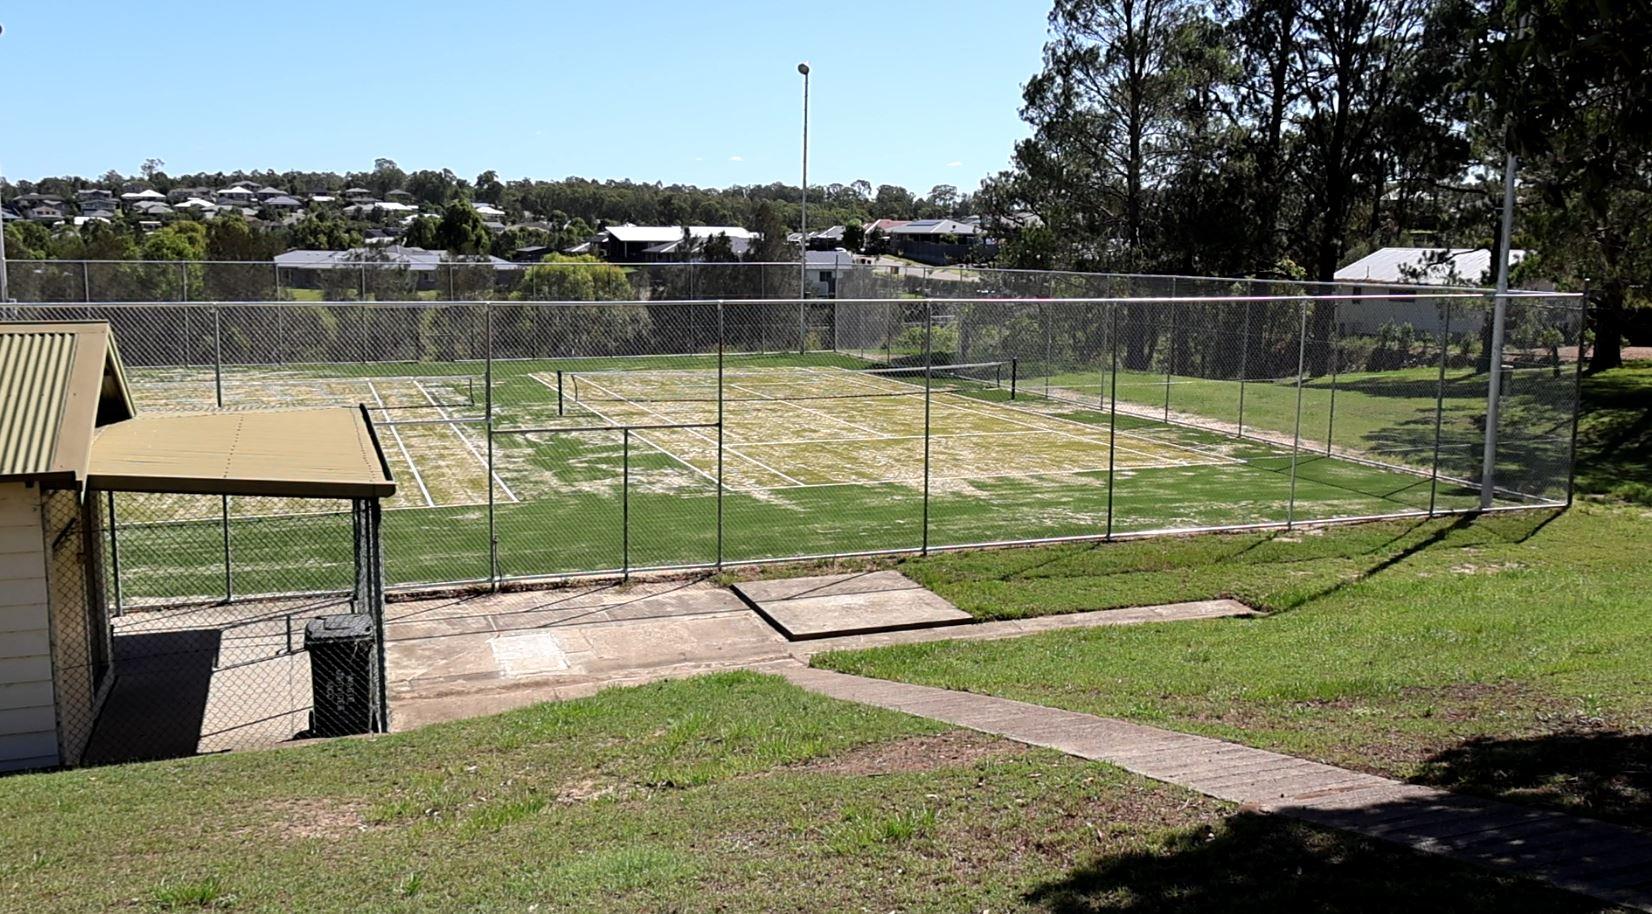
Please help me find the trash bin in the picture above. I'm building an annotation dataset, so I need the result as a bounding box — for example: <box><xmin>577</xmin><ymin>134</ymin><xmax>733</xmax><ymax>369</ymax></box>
<box><xmin>305</xmin><ymin>613</ymin><xmax>376</xmax><ymax>737</ymax></box>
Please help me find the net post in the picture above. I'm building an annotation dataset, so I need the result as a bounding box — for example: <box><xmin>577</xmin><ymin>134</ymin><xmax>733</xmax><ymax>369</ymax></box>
<box><xmin>1010</xmin><ymin>357</ymin><xmax>1018</xmax><ymax>400</ymax></box>
<box><xmin>485</xmin><ymin>301</ymin><xmax>498</xmax><ymax>592</ymax></box>
<box><xmin>1287</xmin><ymin>299</ymin><xmax>1309</xmax><ymax>530</ymax></box>
<box><xmin>621</xmin><ymin>427</ymin><xmax>631</xmax><ymax>580</ymax></box>
<box><xmin>716</xmin><ymin>300</ymin><xmax>725</xmax><ymax>569</ymax></box>
<box><xmin>921</xmin><ymin>299</ymin><xmax>933</xmax><ymax>555</ymax></box>
<box><xmin>1481</xmin><ymin>152</ymin><xmax>1517</xmax><ymax>510</ymax></box>
<box><xmin>1105</xmin><ymin>302</ymin><xmax>1120</xmax><ymax>540</ymax></box>
<box><xmin>1428</xmin><ymin>299</ymin><xmax>1452</xmax><ymax>515</ymax></box>
<box><xmin>556</xmin><ymin>369</ymin><xmax>564</xmax><ymax>416</ymax></box>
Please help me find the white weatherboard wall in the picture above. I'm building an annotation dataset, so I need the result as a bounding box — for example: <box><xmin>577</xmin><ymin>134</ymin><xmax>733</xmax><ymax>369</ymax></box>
<box><xmin>0</xmin><ymin>481</ymin><xmax>57</xmax><ymax>772</ymax></box>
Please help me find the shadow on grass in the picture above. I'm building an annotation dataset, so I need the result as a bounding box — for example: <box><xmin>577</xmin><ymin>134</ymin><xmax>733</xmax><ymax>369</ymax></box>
<box><xmin>1415</xmin><ymin>730</ymin><xmax>1652</xmax><ymax>831</ymax></box>
<box><xmin>1025</xmin><ymin>811</ymin><xmax>1609</xmax><ymax>913</ymax></box>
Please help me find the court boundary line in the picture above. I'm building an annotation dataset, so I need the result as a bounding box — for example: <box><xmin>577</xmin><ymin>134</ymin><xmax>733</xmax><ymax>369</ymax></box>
<box><xmin>368</xmin><ymin>380</ymin><xmax>435</xmax><ymax>508</ymax></box>
<box><xmin>412</xmin><ymin>379</ymin><xmax>521</xmax><ymax>504</ymax></box>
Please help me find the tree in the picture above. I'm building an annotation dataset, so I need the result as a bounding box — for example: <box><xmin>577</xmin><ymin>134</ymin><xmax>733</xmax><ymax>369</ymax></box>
<box><xmin>841</xmin><ymin>222</ymin><xmax>866</xmax><ymax>253</ymax></box>
<box><xmin>474</xmin><ymin>170</ymin><xmax>504</xmax><ymax>205</ymax></box>
<box><xmin>747</xmin><ymin>200</ymin><xmax>793</xmax><ymax>263</ymax></box>
<box><xmin>405</xmin><ymin>169</ymin><xmax>460</xmax><ymax>207</ymax></box>
<box><xmin>140</xmin><ymin>158</ymin><xmax>166</xmax><ymax>181</ymax></box>
<box><xmin>435</xmin><ymin>200</ymin><xmax>492</xmax><ymax>255</ymax></box>
<box><xmin>368</xmin><ymin>158</ymin><xmax>406</xmax><ymax>198</ymax></box>
<box><xmin>290</xmin><ymin>213</ymin><xmax>362</xmax><ymax>250</ymax></box>
<box><xmin>403</xmin><ymin>216</ymin><xmax>440</xmax><ymax>249</ymax></box>
<box><xmin>873</xmin><ymin>184</ymin><xmax>916</xmax><ymax>219</ymax></box>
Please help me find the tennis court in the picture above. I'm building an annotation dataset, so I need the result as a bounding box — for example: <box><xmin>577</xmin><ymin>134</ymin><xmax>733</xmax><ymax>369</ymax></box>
<box><xmin>537</xmin><ymin>364</ymin><xmax>1234</xmax><ymax>491</ymax></box>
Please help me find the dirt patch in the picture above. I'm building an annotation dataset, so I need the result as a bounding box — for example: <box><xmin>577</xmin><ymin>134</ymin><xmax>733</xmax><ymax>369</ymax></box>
<box><xmin>555</xmin><ymin>778</ymin><xmax>623</xmax><ymax>803</ymax></box>
<box><xmin>787</xmin><ymin>730</ymin><xmax>1027</xmax><ymax>777</ymax></box>
<box><xmin>253</xmin><ymin>797</ymin><xmax>378</xmax><ymax>840</ymax></box>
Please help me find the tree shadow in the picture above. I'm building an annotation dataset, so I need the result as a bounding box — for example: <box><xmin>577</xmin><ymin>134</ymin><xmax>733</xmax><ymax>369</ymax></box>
<box><xmin>1414</xmin><ymin>730</ymin><xmax>1652</xmax><ymax>831</ymax></box>
<box><xmin>1024</xmin><ymin>811</ymin><xmax>1607</xmax><ymax>913</ymax></box>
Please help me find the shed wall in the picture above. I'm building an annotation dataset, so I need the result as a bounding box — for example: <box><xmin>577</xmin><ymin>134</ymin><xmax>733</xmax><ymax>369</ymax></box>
<box><xmin>0</xmin><ymin>481</ymin><xmax>57</xmax><ymax>771</ymax></box>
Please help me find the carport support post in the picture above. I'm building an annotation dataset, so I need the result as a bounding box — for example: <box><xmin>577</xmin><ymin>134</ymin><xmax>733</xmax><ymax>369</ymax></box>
<box><xmin>368</xmin><ymin>498</ymin><xmax>389</xmax><ymax>733</ymax></box>
<box><xmin>1287</xmin><ymin>300</ymin><xmax>1309</xmax><ymax>530</ymax></box>
<box><xmin>106</xmin><ymin>490</ymin><xmax>123</xmax><ymax>617</ymax></box>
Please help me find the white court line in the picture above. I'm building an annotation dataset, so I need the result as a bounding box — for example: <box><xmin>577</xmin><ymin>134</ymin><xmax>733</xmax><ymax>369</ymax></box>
<box><xmin>529</xmin><ymin>372</ymin><xmax>801</xmax><ymax>488</ymax></box>
<box><xmin>412</xmin><ymin>379</ymin><xmax>520</xmax><ymax>504</ymax></box>
<box><xmin>726</xmin><ymin>382</ymin><xmax>894</xmax><ymax>439</ymax></box>
<box><xmin>368</xmin><ymin>381</ymin><xmax>435</xmax><ymax>508</ymax></box>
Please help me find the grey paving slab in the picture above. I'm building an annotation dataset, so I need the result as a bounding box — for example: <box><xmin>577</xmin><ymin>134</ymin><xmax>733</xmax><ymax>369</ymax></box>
<box><xmin>734</xmin><ymin>571</ymin><xmax>971</xmax><ymax>640</ymax></box>
<box><xmin>781</xmin><ymin>666</ymin><xmax>1652</xmax><ymax>912</ymax></box>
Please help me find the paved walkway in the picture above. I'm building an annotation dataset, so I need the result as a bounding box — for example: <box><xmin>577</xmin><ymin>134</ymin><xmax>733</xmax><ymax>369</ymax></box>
<box><xmin>782</xmin><ymin>666</ymin><xmax>1652</xmax><ymax>912</ymax></box>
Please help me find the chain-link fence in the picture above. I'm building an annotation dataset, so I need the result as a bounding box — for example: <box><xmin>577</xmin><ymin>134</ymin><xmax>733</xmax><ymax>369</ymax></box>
<box><xmin>9</xmin><ymin>278</ymin><xmax>1581</xmax><ymax>609</ymax></box>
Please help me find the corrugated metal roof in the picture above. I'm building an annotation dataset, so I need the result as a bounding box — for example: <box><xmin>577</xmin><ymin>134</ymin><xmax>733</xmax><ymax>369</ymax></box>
<box><xmin>0</xmin><ymin>330</ymin><xmax>75</xmax><ymax>478</ymax></box>
<box><xmin>0</xmin><ymin>321</ymin><xmax>136</xmax><ymax>485</ymax></box>
<box><xmin>1334</xmin><ymin>247</ymin><xmax>1524</xmax><ymax>286</ymax></box>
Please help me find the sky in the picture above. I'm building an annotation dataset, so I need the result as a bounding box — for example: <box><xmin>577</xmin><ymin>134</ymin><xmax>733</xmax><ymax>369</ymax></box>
<box><xmin>0</xmin><ymin>1</ymin><xmax>1050</xmax><ymax>195</ymax></box>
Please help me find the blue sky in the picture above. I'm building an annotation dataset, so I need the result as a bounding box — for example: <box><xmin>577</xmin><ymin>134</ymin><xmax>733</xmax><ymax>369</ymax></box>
<box><xmin>0</xmin><ymin>2</ymin><xmax>1049</xmax><ymax>195</ymax></box>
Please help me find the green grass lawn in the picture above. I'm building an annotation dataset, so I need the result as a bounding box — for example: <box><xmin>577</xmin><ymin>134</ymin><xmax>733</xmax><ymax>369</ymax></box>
<box><xmin>0</xmin><ymin>672</ymin><xmax>1617</xmax><ymax>913</ymax></box>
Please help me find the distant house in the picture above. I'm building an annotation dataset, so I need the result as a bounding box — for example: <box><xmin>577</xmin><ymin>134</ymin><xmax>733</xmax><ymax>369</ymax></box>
<box><xmin>805</xmin><ymin>250</ymin><xmax>855</xmax><ymax>298</ymax></box>
<box><xmin>639</xmin><ymin>234</ymin><xmax>753</xmax><ymax>260</ymax></box>
<box><xmin>1332</xmin><ymin>247</ymin><xmax>1534</xmax><ymax>335</ymax></box>
<box><xmin>253</xmin><ymin>186</ymin><xmax>285</xmax><ymax>201</ymax></box>
<box><xmin>807</xmin><ymin>225</ymin><xmax>846</xmax><ymax>251</ymax></box>
<box><xmin>262</xmin><ymin>195</ymin><xmax>304</xmax><ymax>210</ymax></box>
<box><xmin>512</xmin><ymin>245</ymin><xmax>554</xmax><ymax>263</ymax></box>
<box><xmin>175</xmin><ymin>197</ymin><xmax>219</xmax><ymax>215</ymax></box>
<box><xmin>119</xmin><ymin>189</ymin><xmax>166</xmax><ymax>204</ymax></box>
<box><xmin>76</xmin><ymin>189</ymin><xmax>114</xmax><ymax>203</ymax></box>
<box><xmin>885</xmin><ymin>219</ymin><xmax>985</xmax><ymax>265</ymax></box>
<box><xmin>167</xmin><ymin>187</ymin><xmax>212</xmax><ymax>203</ymax></box>
<box><xmin>595</xmin><ymin>225</ymin><xmax>759</xmax><ymax>261</ymax></box>
<box><xmin>472</xmin><ymin>203</ymin><xmax>505</xmax><ymax>218</ymax></box>
<box><xmin>309</xmin><ymin>194</ymin><xmax>338</xmax><ymax>204</ymax></box>
<box><xmin>342</xmin><ymin>187</ymin><xmax>374</xmax><ymax>201</ymax></box>
<box><xmin>26</xmin><ymin>204</ymin><xmax>66</xmax><ymax>224</ymax></box>
<box><xmin>14</xmin><ymin>193</ymin><xmax>62</xmax><ymax>209</ymax></box>
<box><xmin>385</xmin><ymin>189</ymin><xmax>414</xmax><ymax>202</ymax></box>
<box><xmin>273</xmin><ymin>246</ymin><xmax>517</xmax><ymax>294</ymax></box>
<box><xmin>81</xmin><ymin>198</ymin><xmax>119</xmax><ymax>216</ymax></box>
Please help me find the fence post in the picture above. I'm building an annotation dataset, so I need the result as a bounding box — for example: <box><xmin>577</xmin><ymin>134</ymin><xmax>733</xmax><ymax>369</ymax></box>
<box><xmin>82</xmin><ymin>261</ymin><xmax>91</xmax><ymax>303</ymax></box>
<box><xmin>221</xmin><ymin>494</ymin><xmax>233</xmax><ymax>603</ymax></box>
<box><xmin>716</xmin><ymin>300</ymin><xmax>725</xmax><ymax>569</ymax></box>
<box><xmin>212</xmin><ymin>306</ymin><xmax>224</xmax><ymax>408</ymax></box>
<box><xmin>106</xmin><ymin>490</ymin><xmax>122</xmax><ymax>617</ymax></box>
<box><xmin>1428</xmin><ymin>300</ymin><xmax>1452</xmax><ymax>516</ymax></box>
<box><xmin>181</xmin><ymin>261</ymin><xmax>189</xmax><ymax>303</ymax></box>
<box><xmin>1237</xmin><ymin>300</ymin><xmax>1251</xmax><ymax>438</ymax></box>
<box><xmin>621</xmin><ymin>427</ymin><xmax>631</xmax><ymax>579</ymax></box>
<box><xmin>1287</xmin><ymin>299</ymin><xmax>1309</xmax><ymax>530</ymax></box>
<box><xmin>1480</xmin><ymin>152</ymin><xmax>1518</xmax><ymax>510</ymax></box>
<box><xmin>1565</xmin><ymin>282</ymin><xmax>1588</xmax><ymax>506</ymax></box>
<box><xmin>921</xmin><ymin>299</ymin><xmax>933</xmax><ymax>555</ymax></box>
<box><xmin>1105</xmin><ymin>302</ymin><xmax>1120</xmax><ymax>540</ymax></box>
<box><xmin>1325</xmin><ymin>307</ymin><xmax>1341</xmax><ymax>455</ymax></box>
<box><xmin>485</xmin><ymin>302</ymin><xmax>498</xmax><ymax>590</ymax></box>
<box><xmin>1164</xmin><ymin>282</ymin><xmax>1175</xmax><ymax>422</ymax></box>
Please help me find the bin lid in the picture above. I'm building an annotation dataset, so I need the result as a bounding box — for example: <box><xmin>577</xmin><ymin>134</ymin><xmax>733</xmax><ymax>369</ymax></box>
<box><xmin>304</xmin><ymin>613</ymin><xmax>375</xmax><ymax>643</ymax></box>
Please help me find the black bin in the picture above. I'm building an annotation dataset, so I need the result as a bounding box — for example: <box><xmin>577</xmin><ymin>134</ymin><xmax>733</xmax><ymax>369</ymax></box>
<box><xmin>304</xmin><ymin>613</ymin><xmax>376</xmax><ymax>737</ymax></box>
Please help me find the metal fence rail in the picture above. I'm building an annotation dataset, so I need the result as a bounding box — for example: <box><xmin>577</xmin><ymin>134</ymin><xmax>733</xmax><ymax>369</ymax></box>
<box><xmin>9</xmin><ymin>283</ymin><xmax>1583</xmax><ymax>608</ymax></box>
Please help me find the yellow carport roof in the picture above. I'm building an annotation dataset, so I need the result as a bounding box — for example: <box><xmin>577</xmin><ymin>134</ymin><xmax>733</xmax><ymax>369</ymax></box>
<box><xmin>88</xmin><ymin>406</ymin><xmax>396</xmax><ymax>499</ymax></box>
<box><xmin>0</xmin><ymin>321</ymin><xmax>136</xmax><ymax>485</ymax></box>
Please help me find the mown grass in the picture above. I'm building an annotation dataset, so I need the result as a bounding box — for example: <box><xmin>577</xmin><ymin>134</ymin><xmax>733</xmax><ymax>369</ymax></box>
<box><xmin>0</xmin><ymin>672</ymin><xmax>1618</xmax><ymax>912</ymax></box>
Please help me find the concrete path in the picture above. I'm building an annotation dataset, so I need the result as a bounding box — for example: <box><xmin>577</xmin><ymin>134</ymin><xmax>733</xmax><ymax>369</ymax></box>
<box><xmin>384</xmin><ymin>581</ymin><xmax>1253</xmax><ymax>731</ymax></box>
<box><xmin>781</xmin><ymin>666</ymin><xmax>1652</xmax><ymax>912</ymax></box>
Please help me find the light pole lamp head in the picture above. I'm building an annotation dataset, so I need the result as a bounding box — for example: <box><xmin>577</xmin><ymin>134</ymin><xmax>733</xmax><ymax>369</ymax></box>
<box><xmin>797</xmin><ymin>62</ymin><xmax>810</xmax><ymax>76</ymax></box>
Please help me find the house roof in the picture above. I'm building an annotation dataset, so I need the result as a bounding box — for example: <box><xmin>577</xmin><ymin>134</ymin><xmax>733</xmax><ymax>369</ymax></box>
<box><xmin>88</xmin><ymin>406</ymin><xmax>395</xmax><ymax>499</ymax></box>
<box><xmin>603</xmin><ymin>225</ymin><xmax>757</xmax><ymax>244</ymax></box>
<box><xmin>887</xmin><ymin>218</ymin><xmax>979</xmax><ymax>236</ymax></box>
<box><xmin>274</xmin><ymin>246</ymin><xmax>513</xmax><ymax>270</ymax></box>
<box><xmin>120</xmin><ymin>189</ymin><xmax>166</xmax><ymax>200</ymax></box>
<box><xmin>0</xmin><ymin>322</ymin><xmax>136</xmax><ymax>485</ymax></box>
<box><xmin>264</xmin><ymin>195</ymin><xmax>303</xmax><ymax>207</ymax></box>
<box><xmin>805</xmin><ymin>250</ymin><xmax>854</xmax><ymax>268</ymax></box>
<box><xmin>1334</xmin><ymin>247</ymin><xmax>1524</xmax><ymax>286</ymax></box>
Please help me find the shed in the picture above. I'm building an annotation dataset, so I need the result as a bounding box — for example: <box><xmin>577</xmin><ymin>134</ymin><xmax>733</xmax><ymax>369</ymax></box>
<box><xmin>0</xmin><ymin>321</ymin><xmax>396</xmax><ymax>772</ymax></box>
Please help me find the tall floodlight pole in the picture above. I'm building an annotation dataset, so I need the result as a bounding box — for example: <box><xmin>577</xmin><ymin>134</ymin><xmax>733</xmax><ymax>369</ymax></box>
<box><xmin>1480</xmin><ymin>151</ymin><xmax>1517</xmax><ymax>509</ymax></box>
<box><xmin>797</xmin><ymin>61</ymin><xmax>810</xmax><ymax>353</ymax></box>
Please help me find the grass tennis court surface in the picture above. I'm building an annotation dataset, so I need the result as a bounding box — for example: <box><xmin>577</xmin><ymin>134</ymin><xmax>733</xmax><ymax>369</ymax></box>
<box><xmin>111</xmin><ymin>353</ymin><xmax>1494</xmax><ymax>601</ymax></box>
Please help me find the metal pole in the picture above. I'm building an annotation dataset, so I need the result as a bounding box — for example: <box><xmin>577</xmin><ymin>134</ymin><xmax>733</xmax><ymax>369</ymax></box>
<box><xmin>1428</xmin><ymin>301</ymin><xmax>1453</xmax><ymax>515</ymax></box>
<box><xmin>221</xmin><ymin>494</ymin><xmax>233</xmax><ymax>603</ymax></box>
<box><xmin>1287</xmin><ymin>300</ymin><xmax>1309</xmax><ymax>529</ymax></box>
<box><xmin>621</xmin><ymin>427</ymin><xmax>631</xmax><ymax>579</ymax></box>
<box><xmin>369</xmin><ymin>498</ymin><xmax>389</xmax><ymax>733</ymax></box>
<box><xmin>1237</xmin><ymin>300</ymin><xmax>1251</xmax><ymax>438</ymax></box>
<box><xmin>485</xmin><ymin>303</ymin><xmax>497</xmax><ymax>590</ymax></box>
<box><xmin>1163</xmin><ymin>296</ymin><xmax>1174</xmax><ymax>423</ymax></box>
<box><xmin>1565</xmin><ymin>281</ymin><xmax>1587</xmax><ymax>506</ymax></box>
<box><xmin>212</xmin><ymin>307</ymin><xmax>223</xmax><ymax>407</ymax></box>
<box><xmin>82</xmin><ymin>261</ymin><xmax>90</xmax><ymax>303</ymax></box>
<box><xmin>1325</xmin><ymin>308</ymin><xmax>1340</xmax><ymax>455</ymax></box>
<box><xmin>1481</xmin><ymin>151</ymin><xmax>1518</xmax><ymax>509</ymax></box>
<box><xmin>273</xmin><ymin>262</ymin><xmax>281</xmax><ymax>300</ymax></box>
<box><xmin>105</xmin><ymin>490</ymin><xmax>122</xmax><ymax>617</ymax></box>
<box><xmin>556</xmin><ymin>369</ymin><xmax>564</xmax><ymax>416</ymax></box>
<box><xmin>1010</xmin><ymin>356</ymin><xmax>1018</xmax><ymax>400</ymax></box>
<box><xmin>1105</xmin><ymin>303</ymin><xmax>1120</xmax><ymax>540</ymax></box>
<box><xmin>0</xmin><ymin>160</ymin><xmax>8</xmax><ymax>303</ymax></box>
<box><xmin>921</xmin><ymin>300</ymin><xmax>933</xmax><ymax>554</ymax></box>
<box><xmin>716</xmin><ymin>300</ymin><xmax>725</xmax><ymax>568</ymax></box>
<box><xmin>180</xmin><ymin>261</ymin><xmax>189</xmax><ymax>303</ymax></box>
<box><xmin>798</xmin><ymin>62</ymin><xmax>811</xmax><ymax>354</ymax></box>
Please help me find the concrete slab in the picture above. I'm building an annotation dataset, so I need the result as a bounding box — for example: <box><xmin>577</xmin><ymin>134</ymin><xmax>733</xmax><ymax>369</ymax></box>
<box><xmin>733</xmin><ymin>570</ymin><xmax>971</xmax><ymax>640</ymax></box>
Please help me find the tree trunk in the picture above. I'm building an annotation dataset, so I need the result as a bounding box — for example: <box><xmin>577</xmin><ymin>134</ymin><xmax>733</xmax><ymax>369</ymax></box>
<box><xmin>1588</xmin><ymin>282</ymin><xmax>1624</xmax><ymax>373</ymax></box>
